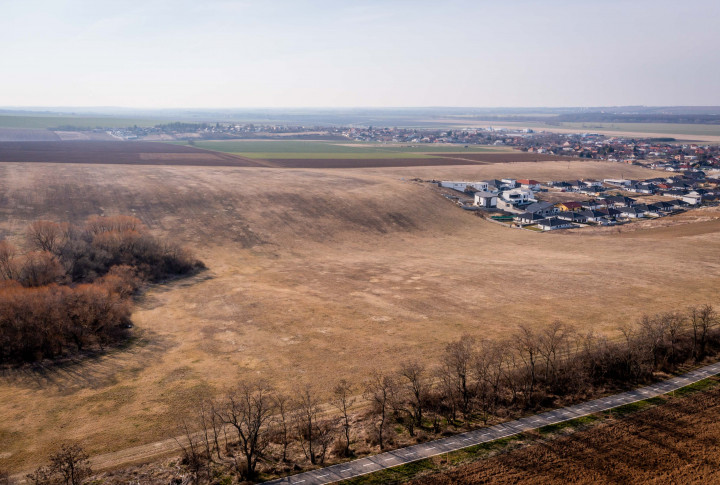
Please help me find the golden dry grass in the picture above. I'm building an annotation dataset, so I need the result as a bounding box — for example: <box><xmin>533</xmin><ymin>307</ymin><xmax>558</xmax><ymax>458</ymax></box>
<box><xmin>1</xmin><ymin>160</ymin><xmax>719</xmax><ymax>473</ymax></box>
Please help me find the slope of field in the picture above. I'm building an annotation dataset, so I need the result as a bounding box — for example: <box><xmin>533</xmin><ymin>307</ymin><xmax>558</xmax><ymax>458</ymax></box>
<box><xmin>0</xmin><ymin>141</ymin><xmax>266</xmax><ymax>166</ymax></box>
<box><xmin>0</xmin><ymin>160</ymin><xmax>719</xmax><ymax>474</ymax></box>
<box><xmin>410</xmin><ymin>383</ymin><xmax>720</xmax><ymax>485</ymax></box>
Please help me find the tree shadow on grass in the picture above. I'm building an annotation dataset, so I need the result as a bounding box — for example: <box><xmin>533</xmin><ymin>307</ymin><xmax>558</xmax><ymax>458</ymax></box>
<box><xmin>0</xmin><ymin>328</ymin><xmax>175</xmax><ymax>393</ymax></box>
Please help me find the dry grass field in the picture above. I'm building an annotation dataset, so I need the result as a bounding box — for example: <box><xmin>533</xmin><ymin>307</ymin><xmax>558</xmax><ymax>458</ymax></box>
<box><xmin>409</xmin><ymin>382</ymin><xmax>720</xmax><ymax>485</ymax></box>
<box><xmin>1</xmin><ymin>159</ymin><xmax>720</xmax><ymax>474</ymax></box>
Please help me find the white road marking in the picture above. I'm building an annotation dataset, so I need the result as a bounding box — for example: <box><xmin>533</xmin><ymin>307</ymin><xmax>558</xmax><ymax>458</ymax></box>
<box><xmin>363</xmin><ymin>463</ymin><xmax>374</xmax><ymax>467</ymax></box>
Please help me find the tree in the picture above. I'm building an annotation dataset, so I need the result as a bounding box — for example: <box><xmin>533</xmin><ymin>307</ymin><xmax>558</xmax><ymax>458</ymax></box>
<box><xmin>399</xmin><ymin>361</ymin><xmax>429</xmax><ymax>428</ymax></box>
<box><xmin>175</xmin><ymin>417</ymin><xmax>210</xmax><ymax>484</ymax></box>
<box><xmin>332</xmin><ymin>379</ymin><xmax>355</xmax><ymax>457</ymax></box>
<box><xmin>690</xmin><ymin>304</ymin><xmax>718</xmax><ymax>360</ymax></box>
<box><xmin>27</xmin><ymin>443</ymin><xmax>92</xmax><ymax>485</ymax></box>
<box><xmin>220</xmin><ymin>382</ymin><xmax>275</xmax><ymax>480</ymax></box>
<box><xmin>513</xmin><ymin>325</ymin><xmax>541</xmax><ymax>405</ymax></box>
<box><xmin>294</xmin><ymin>385</ymin><xmax>322</xmax><ymax>465</ymax></box>
<box><xmin>442</xmin><ymin>335</ymin><xmax>476</xmax><ymax>417</ymax></box>
<box><xmin>26</xmin><ymin>220</ymin><xmax>66</xmax><ymax>254</ymax></box>
<box><xmin>0</xmin><ymin>240</ymin><xmax>18</xmax><ymax>280</ymax></box>
<box><xmin>273</xmin><ymin>393</ymin><xmax>293</xmax><ymax>463</ymax></box>
<box><xmin>364</xmin><ymin>371</ymin><xmax>392</xmax><ymax>450</ymax></box>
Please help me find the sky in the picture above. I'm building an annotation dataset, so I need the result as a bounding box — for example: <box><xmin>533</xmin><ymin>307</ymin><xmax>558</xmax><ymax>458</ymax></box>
<box><xmin>1</xmin><ymin>0</ymin><xmax>719</xmax><ymax>108</ymax></box>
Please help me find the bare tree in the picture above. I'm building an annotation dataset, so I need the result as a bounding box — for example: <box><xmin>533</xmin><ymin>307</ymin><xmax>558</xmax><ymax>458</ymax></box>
<box><xmin>28</xmin><ymin>443</ymin><xmax>92</xmax><ymax>485</ymax></box>
<box><xmin>0</xmin><ymin>240</ymin><xmax>18</xmax><ymax>280</ymax></box>
<box><xmin>690</xmin><ymin>304</ymin><xmax>718</xmax><ymax>360</ymax></box>
<box><xmin>332</xmin><ymin>379</ymin><xmax>355</xmax><ymax>457</ymax></box>
<box><xmin>273</xmin><ymin>393</ymin><xmax>293</xmax><ymax>463</ymax></box>
<box><xmin>399</xmin><ymin>361</ymin><xmax>429</xmax><ymax>428</ymax></box>
<box><xmin>175</xmin><ymin>418</ymin><xmax>210</xmax><ymax>485</ymax></box>
<box><xmin>513</xmin><ymin>325</ymin><xmax>541</xmax><ymax>405</ymax></box>
<box><xmin>220</xmin><ymin>382</ymin><xmax>276</xmax><ymax>480</ymax></box>
<box><xmin>474</xmin><ymin>339</ymin><xmax>505</xmax><ymax>423</ymax></box>
<box><xmin>364</xmin><ymin>371</ymin><xmax>392</xmax><ymax>450</ymax></box>
<box><xmin>442</xmin><ymin>335</ymin><xmax>476</xmax><ymax>417</ymax></box>
<box><xmin>26</xmin><ymin>221</ymin><xmax>66</xmax><ymax>255</ymax></box>
<box><xmin>294</xmin><ymin>385</ymin><xmax>322</xmax><ymax>465</ymax></box>
<box><xmin>538</xmin><ymin>321</ymin><xmax>572</xmax><ymax>386</ymax></box>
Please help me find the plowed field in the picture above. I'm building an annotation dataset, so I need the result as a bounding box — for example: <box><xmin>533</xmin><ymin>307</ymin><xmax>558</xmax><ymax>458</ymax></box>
<box><xmin>411</xmin><ymin>383</ymin><xmax>720</xmax><ymax>485</ymax></box>
<box><xmin>0</xmin><ymin>141</ymin><xmax>266</xmax><ymax>166</ymax></box>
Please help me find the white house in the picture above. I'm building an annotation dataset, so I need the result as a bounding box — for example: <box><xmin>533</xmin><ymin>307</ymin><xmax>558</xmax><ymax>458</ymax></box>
<box><xmin>500</xmin><ymin>188</ymin><xmax>534</xmax><ymax>206</ymax></box>
<box><xmin>517</xmin><ymin>179</ymin><xmax>542</xmax><ymax>191</ymax></box>
<box><xmin>440</xmin><ymin>181</ymin><xmax>489</xmax><ymax>192</ymax></box>
<box><xmin>473</xmin><ymin>191</ymin><xmax>498</xmax><ymax>208</ymax></box>
<box><xmin>683</xmin><ymin>193</ymin><xmax>703</xmax><ymax>205</ymax></box>
<box><xmin>538</xmin><ymin>217</ymin><xmax>572</xmax><ymax>230</ymax></box>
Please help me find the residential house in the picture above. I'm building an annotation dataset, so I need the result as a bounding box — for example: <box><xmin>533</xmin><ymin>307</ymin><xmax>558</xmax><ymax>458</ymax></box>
<box><xmin>556</xmin><ymin>211</ymin><xmax>588</xmax><ymax>223</ymax></box>
<box><xmin>524</xmin><ymin>201</ymin><xmax>557</xmax><ymax>216</ymax></box>
<box><xmin>579</xmin><ymin>209</ymin><xmax>611</xmax><ymax>223</ymax></box>
<box><xmin>514</xmin><ymin>212</ymin><xmax>545</xmax><ymax>225</ymax></box>
<box><xmin>538</xmin><ymin>217</ymin><xmax>573</xmax><ymax>230</ymax></box>
<box><xmin>555</xmin><ymin>201</ymin><xmax>584</xmax><ymax>212</ymax></box>
<box><xmin>517</xmin><ymin>179</ymin><xmax>542</xmax><ymax>191</ymax></box>
<box><xmin>440</xmin><ymin>181</ymin><xmax>489</xmax><ymax>192</ymax></box>
<box><xmin>500</xmin><ymin>188</ymin><xmax>535</xmax><ymax>206</ymax></box>
<box><xmin>473</xmin><ymin>191</ymin><xmax>498</xmax><ymax>208</ymax></box>
<box><xmin>617</xmin><ymin>206</ymin><xmax>646</xmax><ymax>218</ymax></box>
<box><xmin>606</xmin><ymin>195</ymin><xmax>637</xmax><ymax>207</ymax></box>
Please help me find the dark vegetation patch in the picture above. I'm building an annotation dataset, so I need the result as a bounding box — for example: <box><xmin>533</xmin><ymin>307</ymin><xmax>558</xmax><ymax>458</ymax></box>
<box><xmin>0</xmin><ymin>141</ymin><xmax>265</xmax><ymax>167</ymax></box>
<box><xmin>0</xmin><ymin>216</ymin><xmax>204</xmax><ymax>364</ymax></box>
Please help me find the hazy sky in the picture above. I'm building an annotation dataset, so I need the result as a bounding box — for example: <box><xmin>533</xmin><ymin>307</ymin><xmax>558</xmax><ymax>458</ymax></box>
<box><xmin>2</xmin><ymin>0</ymin><xmax>719</xmax><ymax>108</ymax></box>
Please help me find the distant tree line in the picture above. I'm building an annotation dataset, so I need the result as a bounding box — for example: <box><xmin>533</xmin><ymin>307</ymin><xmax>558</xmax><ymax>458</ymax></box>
<box><xmin>172</xmin><ymin>304</ymin><xmax>720</xmax><ymax>484</ymax></box>
<box><xmin>0</xmin><ymin>216</ymin><xmax>204</xmax><ymax>364</ymax></box>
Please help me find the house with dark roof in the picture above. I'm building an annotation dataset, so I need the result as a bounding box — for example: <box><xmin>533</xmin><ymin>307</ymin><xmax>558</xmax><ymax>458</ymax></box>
<box><xmin>514</xmin><ymin>212</ymin><xmax>545</xmax><ymax>225</ymax></box>
<box><xmin>524</xmin><ymin>201</ymin><xmax>557</xmax><ymax>216</ymax></box>
<box><xmin>556</xmin><ymin>211</ymin><xmax>588</xmax><ymax>223</ymax></box>
<box><xmin>579</xmin><ymin>209</ymin><xmax>611</xmax><ymax>223</ymax></box>
<box><xmin>606</xmin><ymin>195</ymin><xmax>637</xmax><ymax>207</ymax></box>
<box><xmin>617</xmin><ymin>206</ymin><xmax>646</xmax><ymax>218</ymax></box>
<box><xmin>538</xmin><ymin>217</ymin><xmax>573</xmax><ymax>230</ymax></box>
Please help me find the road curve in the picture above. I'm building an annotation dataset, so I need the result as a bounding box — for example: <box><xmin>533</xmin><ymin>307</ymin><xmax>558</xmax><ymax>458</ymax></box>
<box><xmin>266</xmin><ymin>361</ymin><xmax>720</xmax><ymax>485</ymax></box>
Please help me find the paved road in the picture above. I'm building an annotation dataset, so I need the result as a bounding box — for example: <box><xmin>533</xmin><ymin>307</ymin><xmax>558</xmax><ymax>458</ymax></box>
<box><xmin>266</xmin><ymin>361</ymin><xmax>720</xmax><ymax>485</ymax></box>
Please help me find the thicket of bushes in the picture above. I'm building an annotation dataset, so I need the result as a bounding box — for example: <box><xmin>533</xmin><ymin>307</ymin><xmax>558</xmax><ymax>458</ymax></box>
<box><xmin>0</xmin><ymin>216</ymin><xmax>203</xmax><ymax>364</ymax></box>
<box><xmin>175</xmin><ymin>305</ymin><xmax>720</xmax><ymax>484</ymax></box>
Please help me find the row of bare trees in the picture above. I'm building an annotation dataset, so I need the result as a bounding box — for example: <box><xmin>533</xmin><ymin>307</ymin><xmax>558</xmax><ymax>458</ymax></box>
<box><xmin>0</xmin><ymin>216</ymin><xmax>204</xmax><ymax>364</ymax></box>
<box><xmin>176</xmin><ymin>305</ymin><xmax>719</xmax><ymax>483</ymax></box>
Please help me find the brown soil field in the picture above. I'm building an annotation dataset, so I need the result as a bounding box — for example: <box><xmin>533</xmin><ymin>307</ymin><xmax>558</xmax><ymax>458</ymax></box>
<box><xmin>410</xmin><ymin>384</ymin><xmax>720</xmax><ymax>485</ymax></box>
<box><xmin>0</xmin><ymin>160</ymin><xmax>719</xmax><ymax>474</ymax></box>
<box><xmin>0</xmin><ymin>141</ymin><xmax>266</xmax><ymax>167</ymax></box>
<box><xmin>434</xmin><ymin>152</ymin><xmax>577</xmax><ymax>163</ymax></box>
<box><xmin>0</xmin><ymin>128</ymin><xmax>60</xmax><ymax>142</ymax></box>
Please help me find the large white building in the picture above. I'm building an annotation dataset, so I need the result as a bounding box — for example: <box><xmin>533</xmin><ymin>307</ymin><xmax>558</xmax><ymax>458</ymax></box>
<box><xmin>500</xmin><ymin>188</ymin><xmax>534</xmax><ymax>206</ymax></box>
<box><xmin>440</xmin><ymin>181</ymin><xmax>489</xmax><ymax>192</ymax></box>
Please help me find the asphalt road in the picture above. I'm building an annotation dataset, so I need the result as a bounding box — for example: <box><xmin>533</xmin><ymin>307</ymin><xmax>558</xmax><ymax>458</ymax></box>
<box><xmin>266</xmin><ymin>361</ymin><xmax>720</xmax><ymax>485</ymax></box>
